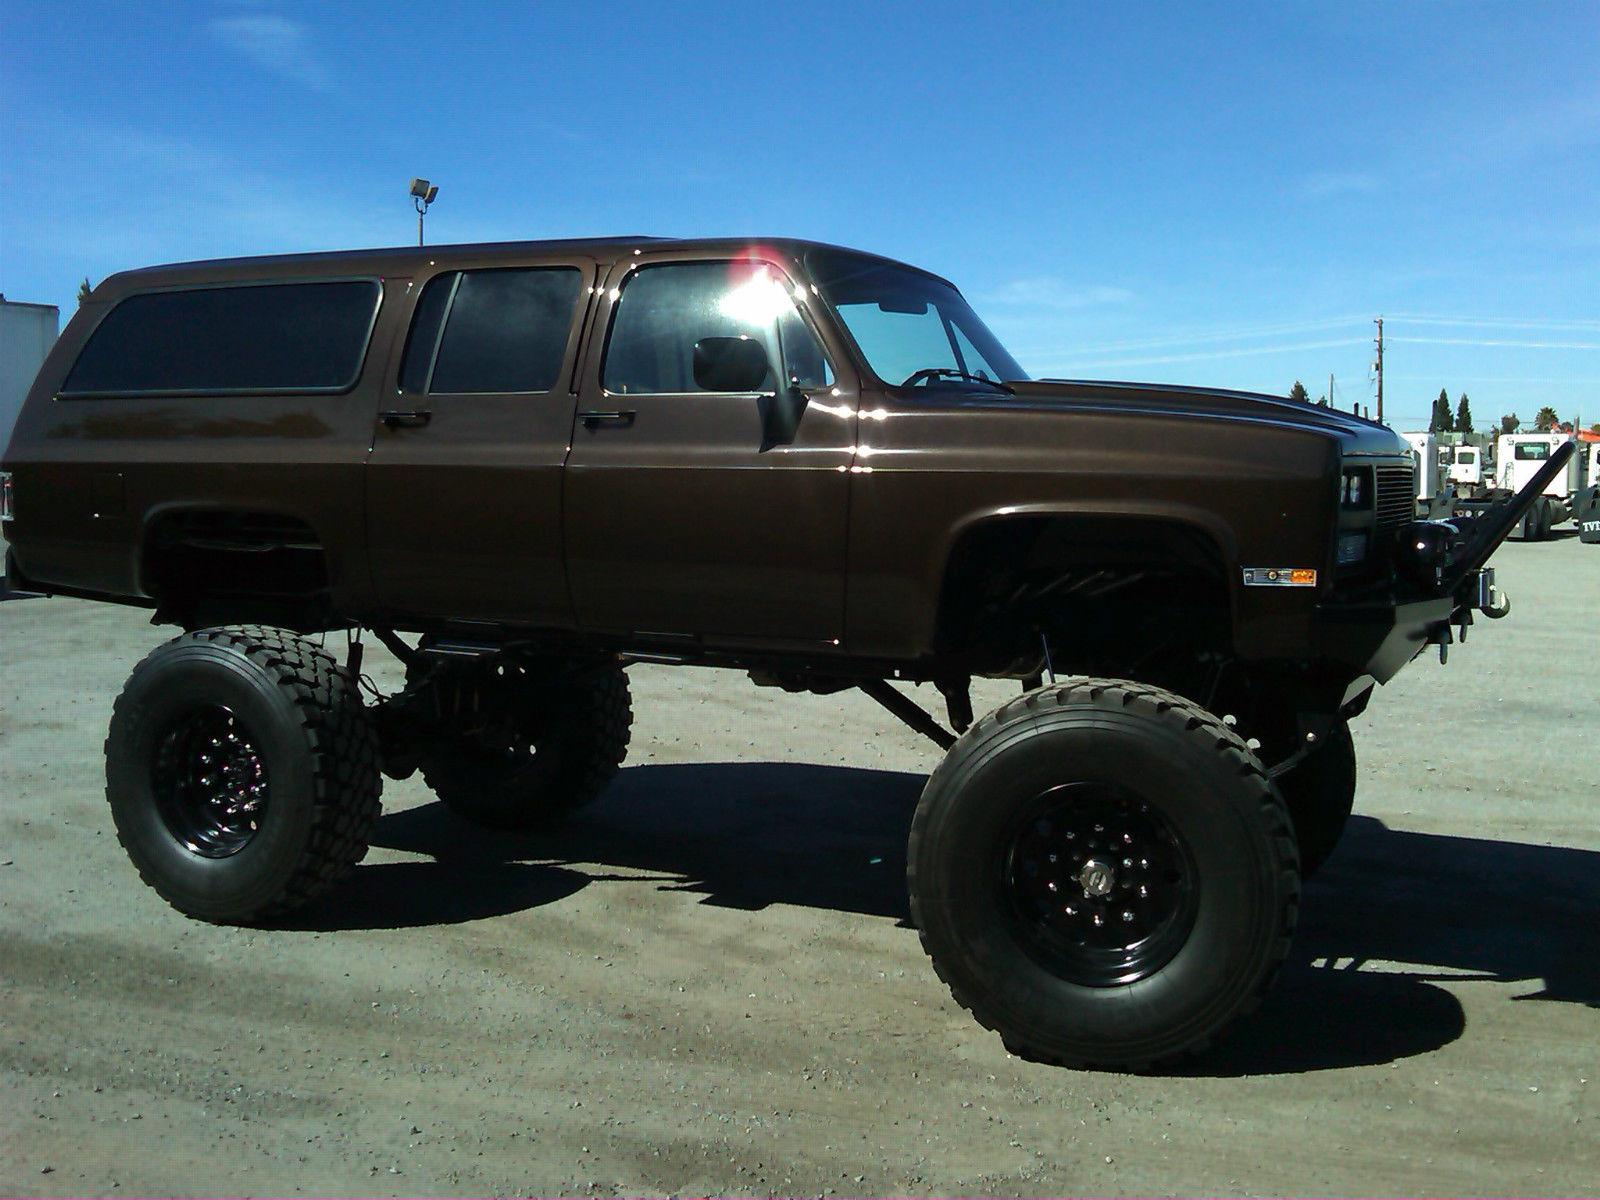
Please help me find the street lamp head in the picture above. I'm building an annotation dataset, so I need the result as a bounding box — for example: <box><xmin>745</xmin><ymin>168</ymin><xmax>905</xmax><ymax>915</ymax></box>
<box><xmin>408</xmin><ymin>178</ymin><xmax>437</xmax><ymax>203</ymax></box>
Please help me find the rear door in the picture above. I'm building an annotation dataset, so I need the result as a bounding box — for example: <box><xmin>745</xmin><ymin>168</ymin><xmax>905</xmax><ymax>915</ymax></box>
<box><xmin>562</xmin><ymin>253</ymin><xmax>857</xmax><ymax>649</ymax></box>
<box><xmin>365</xmin><ymin>257</ymin><xmax>596</xmax><ymax>624</ymax></box>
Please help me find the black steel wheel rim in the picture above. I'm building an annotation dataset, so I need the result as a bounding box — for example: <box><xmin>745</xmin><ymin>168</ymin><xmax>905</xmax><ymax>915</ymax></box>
<box><xmin>1000</xmin><ymin>782</ymin><xmax>1199</xmax><ymax>987</ymax></box>
<box><xmin>151</xmin><ymin>704</ymin><xmax>269</xmax><ymax>858</ymax></box>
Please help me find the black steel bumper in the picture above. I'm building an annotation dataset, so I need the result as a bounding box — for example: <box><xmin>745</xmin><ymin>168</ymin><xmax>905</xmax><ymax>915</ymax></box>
<box><xmin>1313</xmin><ymin>586</ymin><xmax>1470</xmax><ymax>685</ymax></box>
<box><xmin>1314</xmin><ymin>440</ymin><xmax>1577</xmax><ymax>685</ymax></box>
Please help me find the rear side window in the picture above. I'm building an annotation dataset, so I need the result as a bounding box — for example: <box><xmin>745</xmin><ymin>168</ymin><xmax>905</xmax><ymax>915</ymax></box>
<box><xmin>61</xmin><ymin>280</ymin><xmax>379</xmax><ymax>396</ymax></box>
<box><xmin>401</xmin><ymin>267</ymin><xmax>582</xmax><ymax>394</ymax></box>
<box><xmin>1513</xmin><ymin>442</ymin><xmax>1551</xmax><ymax>460</ymax></box>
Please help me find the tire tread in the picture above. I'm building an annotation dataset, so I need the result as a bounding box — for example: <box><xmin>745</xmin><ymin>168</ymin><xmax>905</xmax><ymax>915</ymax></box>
<box><xmin>907</xmin><ymin>676</ymin><xmax>1299</xmax><ymax>1071</ymax></box>
<box><xmin>106</xmin><ymin>625</ymin><xmax>381</xmax><ymax>921</ymax></box>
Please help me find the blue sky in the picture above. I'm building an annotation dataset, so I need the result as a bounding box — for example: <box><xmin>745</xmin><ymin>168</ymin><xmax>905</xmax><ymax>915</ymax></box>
<box><xmin>2</xmin><ymin>0</ymin><xmax>1595</xmax><ymax>431</ymax></box>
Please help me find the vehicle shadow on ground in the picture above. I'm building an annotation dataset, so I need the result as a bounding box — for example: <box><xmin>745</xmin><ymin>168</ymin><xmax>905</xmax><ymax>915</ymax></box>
<box><xmin>320</xmin><ymin>760</ymin><xmax>1597</xmax><ymax>1076</ymax></box>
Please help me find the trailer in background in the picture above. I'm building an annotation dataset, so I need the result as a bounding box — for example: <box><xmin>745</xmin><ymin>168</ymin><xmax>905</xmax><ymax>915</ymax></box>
<box><xmin>2</xmin><ymin>298</ymin><xmax>61</xmax><ymax>592</ymax></box>
<box><xmin>2</xmin><ymin>298</ymin><xmax>60</xmax><ymax>455</ymax></box>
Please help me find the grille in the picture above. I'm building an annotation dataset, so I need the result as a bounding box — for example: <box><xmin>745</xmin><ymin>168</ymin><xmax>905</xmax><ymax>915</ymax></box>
<box><xmin>1374</xmin><ymin>465</ymin><xmax>1414</xmax><ymax>532</ymax></box>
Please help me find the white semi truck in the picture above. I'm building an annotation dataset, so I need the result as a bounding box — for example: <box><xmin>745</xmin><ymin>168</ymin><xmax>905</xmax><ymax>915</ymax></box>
<box><xmin>1447</xmin><ymin>443</ymin><xmax>1492</xmax><ymax>497</ymax></box>
<box><xmin>1451</xmin><ymin>432</ymin><xmax>1593</xmax><ymax>541</ymax></box>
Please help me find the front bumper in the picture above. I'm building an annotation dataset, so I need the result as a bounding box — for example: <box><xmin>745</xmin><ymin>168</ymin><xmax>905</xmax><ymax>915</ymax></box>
<box><xmin>1312</xmin><ymin>441</ymin><xmax>1578</xmax><ymax>685</ymax></box>
<box><xmin>1312</xmin><ymin>566</ymin><xmax>1500</xmax><ymax>684</ymax></box>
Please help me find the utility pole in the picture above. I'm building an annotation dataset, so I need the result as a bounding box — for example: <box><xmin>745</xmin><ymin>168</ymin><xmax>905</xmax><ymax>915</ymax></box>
<box><xmin>1327</xmin><ymin>372</ymin><xmax>1334</xmax><ymax>408</ymax></box>
<box><xmin>1373</xmin><ymin>317</ymin><xmax>1385</xmax><ymax>425</ymax></box>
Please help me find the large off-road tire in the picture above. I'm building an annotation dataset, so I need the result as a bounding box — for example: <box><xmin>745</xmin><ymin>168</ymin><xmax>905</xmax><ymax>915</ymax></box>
<box><xmin>105</xmin><ymin>625</ymin><xmax>381</xmax><ymax>923</ymax></box>
<box><xmin>908</xmin><ymin>677</ymin><xmax>1299</xmax><ymax>1071</ymax></box>
<box><xmin>1274</xmin><ymin>719</ymin><xmax>1356</xmax><ymax>877</ymax></box>
<box><xmin>417</xmin><ymin>662</ymin><xmax>631</xmax><ymax>830</ymax></box>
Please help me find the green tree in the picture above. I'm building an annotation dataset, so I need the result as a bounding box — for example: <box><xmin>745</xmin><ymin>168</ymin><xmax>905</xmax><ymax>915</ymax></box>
<box><xmin>76</xmin><ymin>277</ymin><xmax>93</xmax><ymax>307</ymax></box>
<box><xmin>1534</xmin><ymin>406</ymin><xmax>1560</xmax><ymax>431</ymax></box>
<box><xmin>1454</xmin><ymin>392</ymin><xmax>1472</xmax><ymax>435</ymax></box>
<box><xmin>1500</xmin><ymin>413</ymin><xmax>1520</xmax><ymax>434</ymax></box>
<box><xmin>1430</xmin><ymin>389</ymin><xmax>1453</xmax><ymax>433</ymax></box>
<box><xmin>1591</xmin><ymin>423</ymin><xmax>1600</xmax><ymax>435</ymax></box>
<box><xmin>1288</xmin><ymin>380</ymin><xmax>1311</xmax><ymax>404</ymax></box>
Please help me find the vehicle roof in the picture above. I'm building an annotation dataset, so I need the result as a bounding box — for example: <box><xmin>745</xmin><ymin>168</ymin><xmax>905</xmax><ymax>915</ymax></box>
<box><xmin>102</xmin><ymin>237</ymin><xmax>952</xmax><ymax>293</ymax></box>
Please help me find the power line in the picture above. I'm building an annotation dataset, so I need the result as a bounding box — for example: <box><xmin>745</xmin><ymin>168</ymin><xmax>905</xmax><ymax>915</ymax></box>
<box><xmin>1040</xmin><ymin>337</ymin><xmax>1369</xmax><ymax>371</ymax></box>
<box><xmin>1384</xmin><ymin>313</ymin><xmax>1600</xmax><ymax>331</ymax></box>
<box><xmin>1384</xmin><ymin>373</ymin><xmax>1600</xmax><ymax>383</ymax></box>
<box><xmin>1387</xmin><ymin>335</ymin><xmax>1600</xmax><ymax>350</ymax></box>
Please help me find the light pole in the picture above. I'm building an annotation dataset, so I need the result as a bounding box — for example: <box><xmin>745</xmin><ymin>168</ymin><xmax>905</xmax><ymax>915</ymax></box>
<box><xmin>409</xmin><ymin>178</ymin><xmax>438</xmax><ymax>246</ymax></box>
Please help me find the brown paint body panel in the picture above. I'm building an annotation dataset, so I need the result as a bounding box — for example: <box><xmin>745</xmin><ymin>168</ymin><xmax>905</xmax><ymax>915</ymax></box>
<box><xmin>2</xmin><ymin>236</ymin><xmax>1413</xmax><ymax>678</ymax></box>
<box><xmin>843</xmin><ymin>395</ymin><xmax>1339</xmax><ymax>661</ymax></box>
<box><xmin>563</xmin><ymin>247</ymin><xmax>857</xmax><ymax>651</ymax></box>
<box><xmin>363</xmin><ymin>254</ymin><xmax>601</xmax><ymax>626</ymax></box>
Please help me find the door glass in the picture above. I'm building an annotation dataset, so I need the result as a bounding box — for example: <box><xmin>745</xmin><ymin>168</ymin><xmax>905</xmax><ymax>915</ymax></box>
<box><xmin>410</xmin><ymin>267</ymin><xmax>582</xmax><ymax>394</ymax></box>
<box><xmin>778</xmin><ymin>305</ymin><xmax>833</xmax><ymax>389</ymax></box>
<box><xmin>398</xmin><ymin>273</ymin><xmax>456</xmax><ymax>394</ymax></box>
<box><xmin>603</xmin><ymin>261</ymin><xmax>829</xmax><ymax>394</ymax></box>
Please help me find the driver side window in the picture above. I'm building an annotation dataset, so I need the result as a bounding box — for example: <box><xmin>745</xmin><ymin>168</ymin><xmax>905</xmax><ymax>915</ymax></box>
<box><xmin>603</xmin><ymin>261</ymin><xmax>832</xmax><ymax>395</ymax></box>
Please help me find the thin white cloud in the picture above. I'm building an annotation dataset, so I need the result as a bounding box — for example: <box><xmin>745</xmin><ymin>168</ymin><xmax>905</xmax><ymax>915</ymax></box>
<box><xmin>1298</xmin><ymin>171</ymin><xmax>1382</xmax><ymax>199</ymax></box>
<box><xmin>1035</xmin><ymin>337</ymin><xmax>1369</xmax><ymax>373</ymax></box>
<box><xmin>1389</xmin><ymin>335</ymin><xmax>1600</xmax><ymax>351</ymax></box>
<box><xmin>982</xmin><ymin>277</ymin><xmax>1135</xmax><ymax>312</ymax></box>
<box><xmin>211</xmin><ymin>14</ymin><xmax>330</xmax><ymax>89</ymax></box>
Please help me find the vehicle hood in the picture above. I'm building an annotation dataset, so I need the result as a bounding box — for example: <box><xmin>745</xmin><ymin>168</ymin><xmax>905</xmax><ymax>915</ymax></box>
<box><xmin>1001</xmin><ymin>378</ymin><xmax>1408</xmax><ymax>457</ymax></box>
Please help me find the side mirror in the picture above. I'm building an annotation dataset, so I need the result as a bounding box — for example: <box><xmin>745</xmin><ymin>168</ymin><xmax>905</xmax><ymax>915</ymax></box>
<box><xmin>693</xmin><ymin>337</ymin><xmax>771</xmax><ymax>393</ymax></box>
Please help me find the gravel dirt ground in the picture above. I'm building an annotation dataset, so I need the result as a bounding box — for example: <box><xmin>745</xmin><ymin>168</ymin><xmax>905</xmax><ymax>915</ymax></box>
<box><xmin>2</xmin><ymin>534</ymin><xmax>1596</xmax><ymax>1197</ymax></box>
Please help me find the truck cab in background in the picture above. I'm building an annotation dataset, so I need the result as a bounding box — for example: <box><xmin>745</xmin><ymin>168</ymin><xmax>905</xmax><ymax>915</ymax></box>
<box><xmin>1448</xmin><ymin>443</ymin><xmax>1492</xmax><ymax>498</ymax></box>
<box><xmin>1452</xmin><ymin>431</ymin><xmax>1591</xmax><ymax>541</ymax></box>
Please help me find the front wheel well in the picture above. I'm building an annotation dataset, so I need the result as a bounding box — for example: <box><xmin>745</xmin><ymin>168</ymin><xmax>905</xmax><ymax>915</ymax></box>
<box><xmin>933</xmin><ymin>515</ymin><xmax>1234</xmax><ymax>680</ymax></box>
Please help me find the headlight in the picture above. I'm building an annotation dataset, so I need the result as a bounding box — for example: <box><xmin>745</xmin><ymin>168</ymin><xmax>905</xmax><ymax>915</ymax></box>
<box><xmin>1340</xmin><ymin>468</ymin><xmax>1370</xmax><ymax>510</ymax></box>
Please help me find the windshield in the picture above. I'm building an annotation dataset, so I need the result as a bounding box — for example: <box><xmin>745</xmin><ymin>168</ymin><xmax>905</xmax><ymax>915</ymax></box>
<box><xmin>807</xmin><ymin>249</ymin><xmax>1026</xmax><ymax>389</ymax></box>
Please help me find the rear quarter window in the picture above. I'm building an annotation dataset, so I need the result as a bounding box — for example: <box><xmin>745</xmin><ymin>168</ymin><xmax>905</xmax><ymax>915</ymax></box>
<box><xmin>61</xmin><ymin>279</ymin><xmax>380</xmax><ymax>396</ymax></box>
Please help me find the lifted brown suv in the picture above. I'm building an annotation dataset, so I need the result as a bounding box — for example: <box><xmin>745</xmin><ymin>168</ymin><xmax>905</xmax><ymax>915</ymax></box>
<box><xmin>2</xmin><ymin>236</ymin><xmax>1567</xmax><ymax>1069</ymax></box>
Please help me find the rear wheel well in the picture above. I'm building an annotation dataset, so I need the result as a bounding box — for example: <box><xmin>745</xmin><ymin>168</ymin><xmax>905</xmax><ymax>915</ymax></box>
<box><xmin>140</xmin><ymin>509</ymin><xmax>334</xmax><ymax>631</ymax></box>
<box><xmin>934</xmin><ymin>515</ymin><xmax>1234</xmax><ymax>681</ymax></box>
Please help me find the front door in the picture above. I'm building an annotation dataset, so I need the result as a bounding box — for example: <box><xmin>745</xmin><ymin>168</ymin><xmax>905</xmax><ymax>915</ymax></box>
<box><xmin>562</xmin><ymin>254</ymin><xmax>856</xmax><ymax>650</ymax></box>
<box><xmin>365</xmin><ymin>258</ymin><xmax>595</xmax><ymax>625</ymax></box>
